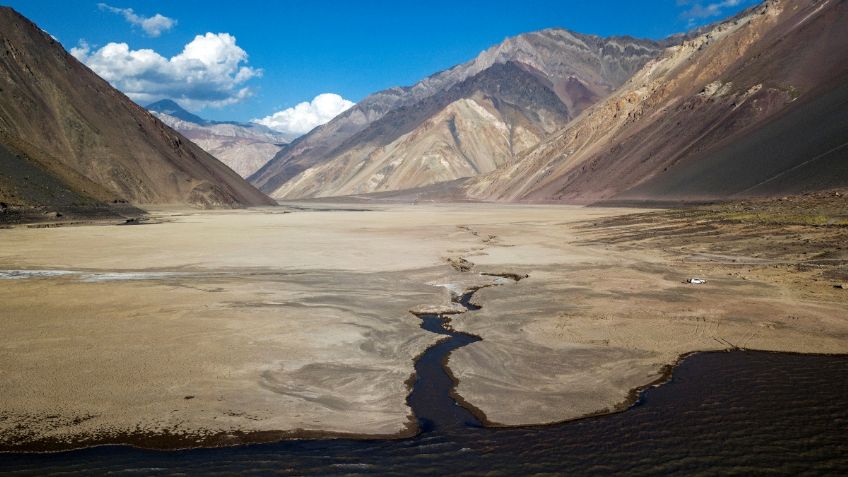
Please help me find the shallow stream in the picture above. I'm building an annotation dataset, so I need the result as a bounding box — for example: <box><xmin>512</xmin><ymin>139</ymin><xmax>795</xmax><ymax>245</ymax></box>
<box><xmin>2</xmin><ymin>286</ymin><xmax>847</xmax><ymax>475</ymax></box>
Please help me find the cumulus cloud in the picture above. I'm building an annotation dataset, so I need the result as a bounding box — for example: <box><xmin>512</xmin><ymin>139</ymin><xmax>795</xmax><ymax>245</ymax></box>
<box><xmin>677</xmin><ymin>0</ymin><xmax>746</xmax><ymax>20</ymax></box>
<box><xmin>253</xmin><ymin>94</ymin><xmax>355</xmax><ymax>135</ymax></box>
<box><xmin>98</xmin><ymin>3</ymin><xmax>176</xmax><ymax>37</ymax></box>
<box><xmin>71</xmin><ymin>33</ymin><xmax>261</xmax><ymax>109</ymax></box>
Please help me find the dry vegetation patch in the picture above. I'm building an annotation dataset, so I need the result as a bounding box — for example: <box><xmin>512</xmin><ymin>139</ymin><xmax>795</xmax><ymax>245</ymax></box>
<box><xmin>582</xmin><ymin>189</ymin><xmax>848</xmax><ymax>289</ymax></box>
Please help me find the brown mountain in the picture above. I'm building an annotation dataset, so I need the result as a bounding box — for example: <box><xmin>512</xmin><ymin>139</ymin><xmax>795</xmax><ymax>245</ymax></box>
<box><xmin>0</xmin><ymin>7</ymin><xmax>273</xmax><ymax>222</ymax></box>
<box><xmin>274</xmin><ymin>62</ymin><xmax>572</xmax><ymax>198</ymax></box>
<box><xmin>250</xmin><ymin>29</ymin><xmax>664</xmax><ymax>198</ymax></box>
<box><xmin>466</xmin><ymin>0</ymin><xmax>848</xmax><ymax>203</ymax></box>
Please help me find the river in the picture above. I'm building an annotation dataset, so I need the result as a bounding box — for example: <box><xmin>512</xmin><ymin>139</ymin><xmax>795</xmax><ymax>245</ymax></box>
<box><xmin>1</xmin><ymin>286</ymin><xmax>846</xmax><ymax>476</ymax></box>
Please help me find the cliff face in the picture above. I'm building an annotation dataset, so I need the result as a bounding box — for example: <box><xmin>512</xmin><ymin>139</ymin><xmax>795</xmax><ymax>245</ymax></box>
<box><xmin>250</xmin><ymin>29</ymin><xmax>664</xmax><ymax>198</ymax></box>
<box><xmin>466</xmin><ymin>0</ymin><xmax>848</xmax><ymax>203</ymax></box>
<box><xmin>0</xmin><ymin>7</ymin><xmax>274</xmax><ymax>219</ymax></box>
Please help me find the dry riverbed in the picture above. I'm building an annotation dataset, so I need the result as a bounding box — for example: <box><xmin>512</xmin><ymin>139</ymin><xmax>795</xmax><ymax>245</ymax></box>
<box><xmin>0</xmin><ymin>198</ymin><xmax>846</xmax><ymax>450</ymax></box>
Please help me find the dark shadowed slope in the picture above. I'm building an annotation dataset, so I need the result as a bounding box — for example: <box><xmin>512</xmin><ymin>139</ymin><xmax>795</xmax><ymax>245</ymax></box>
<box><xmin>249</xmin><ymin>29</ymin><xmax>664</xmax><ymax>197</ymax></box>
<box><xmin>0</xmin><ymin>7</ymin><xmax>274</xmax><ymax>221</ymax></box>
<box><xmin>622</xmin><ymin>77</ymin><xmax>848</xmax><ymax>200</ymax></box>
<box><xmin>466</xmin><ymin>0</ymin><xmax>848</xmax><ymax>203</ymax></box>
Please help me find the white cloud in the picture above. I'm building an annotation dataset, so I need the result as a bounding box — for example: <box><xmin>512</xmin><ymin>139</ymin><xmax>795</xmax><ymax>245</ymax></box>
<box><xmin>678</xmin><ymin>0</ymin><xmax>746</xmax><ymax>20</ymax></box>
<box><xmin>98</xmin><ymin>3</ymin><xmax>176</xmax><ymax>37</ymax></box>
<box><xmin>253</xmin><ymin>94</ymin><xmax>355</xmax><ymax>135</ymax></box>
<box><xmin>71</xmin><ymin>33</ymin><xmax>261</xmax><ymax>110</ymax></box>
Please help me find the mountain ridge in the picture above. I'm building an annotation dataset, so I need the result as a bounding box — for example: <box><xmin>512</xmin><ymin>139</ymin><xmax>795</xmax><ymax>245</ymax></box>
<box><xmin>274</xmin><ymin>61</ymin><xmax>573</xmax><ymax>198</ymax></box>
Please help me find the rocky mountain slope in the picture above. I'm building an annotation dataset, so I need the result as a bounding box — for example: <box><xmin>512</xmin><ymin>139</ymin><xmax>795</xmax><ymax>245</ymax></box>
<box><xmin>250</xmin><ymin>29</ymin><xmax>665</xmax><ymax>198</ymax></box>
<box><xmin>274</xmin><ymin>62</ymin><xmax>572</xmax><ymax>198</ymax></box>
<box><xmin>0</xmin><ymin>7</ymin><xmax>273</xmax><ymax>222</ymax></box>
<box><xmin>148</xmin><ymin>100</ymin><xmax>292</xmax><ymax>178</ymax></box>
<box><xmin>466</xmin><ymin>0</ymin><xmax>848</xmax><ymax>203</ymax></box>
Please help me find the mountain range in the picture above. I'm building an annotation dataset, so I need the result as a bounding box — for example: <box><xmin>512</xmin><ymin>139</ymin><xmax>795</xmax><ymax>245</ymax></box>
<box><xmin>249</xmin><ymin>30</ymin><xmax>666</xmax><ymax>198</ymax></box>
<box><xmin>2</xmin><ymin>0</ymin><xmax>845</xmax><ymax>221</ymax></box>
<box><xmin>0</xmin><ymin>7</ymin><xmax>272</xmax><ymax>223</ymax></box>
<box><xmin>464</xmin><ymin>0</ymin><xmax>848</xmax><ymax>203</ymax></box>
<box><xmin>147</xmin><ymin>100</ymin><xmax>294</xmax><ymax>178</ymax></box>
<box><xmin>251</xmin><ymin>0</ymin><xmax>847</xmax><ymax>203</ymax></box>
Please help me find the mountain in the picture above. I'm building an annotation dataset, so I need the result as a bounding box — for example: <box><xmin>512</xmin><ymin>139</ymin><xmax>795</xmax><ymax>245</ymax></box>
<box><xmin>147</xmin><ymin>101</ymin><xmax>293</xmax><ymax>177</ymax></box>
<box><xmin>274</xmin><ymin>62</ymin><xmax>571</xmax><ymax>198</ymax></box>
<box><xmin>147</xmin><ymin>99</ymin><xmax>208</xmax><ymax>125</ymax></box>
<box><xmin>250</xmin><ymin>29</ymin><xmax>665</xmax><ymax>198</ymax></box>
<box><xmin>465</xmin><ymin>0</ymin><xmax>848</xmax><ymax>203</ymax></box>
<box><xmin>0</xmin><ymin>7</ymin><xmax>274</xmax><ymax>222</ymax></box>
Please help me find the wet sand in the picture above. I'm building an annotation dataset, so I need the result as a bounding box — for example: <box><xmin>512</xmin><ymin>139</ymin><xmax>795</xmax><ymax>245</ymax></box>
<box><xmin>0</xmin><ymin>202</ymin><xmax>846</xmax><ymax>449</ymax></box>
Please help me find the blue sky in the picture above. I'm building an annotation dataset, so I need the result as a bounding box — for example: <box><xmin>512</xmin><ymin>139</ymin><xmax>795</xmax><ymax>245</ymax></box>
<box><xmin>4</xmin><ymin>1</ymin><xmax>758</xmax><ymax>130</ymax></box>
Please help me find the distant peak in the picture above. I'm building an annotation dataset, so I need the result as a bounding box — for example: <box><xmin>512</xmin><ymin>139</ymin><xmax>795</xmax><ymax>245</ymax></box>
<box><xmin>147</xmin><ymin>99</ymin><xmax>207</xmax><ymax>125</ymax></box>
<box><xmin>147</xmin><ymin>99</ymin><xmax>182</xmax><ymax>110</ymax></box>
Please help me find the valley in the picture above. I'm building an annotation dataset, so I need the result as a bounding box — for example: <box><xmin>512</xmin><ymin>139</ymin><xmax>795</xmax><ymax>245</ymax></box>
<box><xmin>1</xmin><ymin>0</ymin><xmax>847</xmax><ymax>473</ymax></box>
<box><xmin>0</xmin><ymin>198</ymin><xmax>845</xmax><ymax>450</ymax></box>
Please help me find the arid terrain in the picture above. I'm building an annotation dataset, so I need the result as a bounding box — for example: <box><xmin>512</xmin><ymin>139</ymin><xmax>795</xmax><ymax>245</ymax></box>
<box><xmin>1</xmin><ymin>192</ymin><xmax>845</xmax><ymax>451</ymax></box>
<box><xmin>1</xmin><ymin>2</ymin><xmax>846</xmax><ymax>474</ymax></box>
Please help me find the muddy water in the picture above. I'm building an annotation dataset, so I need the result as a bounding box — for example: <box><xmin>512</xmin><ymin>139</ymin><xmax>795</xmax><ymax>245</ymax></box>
<box><xmin>1</xmin><ymin>288</ymin><xmax>847</xmax><ymax>475</ymax></box>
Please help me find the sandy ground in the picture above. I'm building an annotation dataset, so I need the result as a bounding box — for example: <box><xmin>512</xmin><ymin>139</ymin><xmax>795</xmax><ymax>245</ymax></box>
<box><xmin>0</xmin><ymin>202</ymin><xmax>846</xmax><ymax>449</ymax></box>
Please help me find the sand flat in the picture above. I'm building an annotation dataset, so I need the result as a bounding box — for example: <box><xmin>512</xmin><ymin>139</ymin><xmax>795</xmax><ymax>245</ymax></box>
<box><xmin>0</xmin><ymin>203</ymin><xmax>846</xmax><ymax>449</ymax></box>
